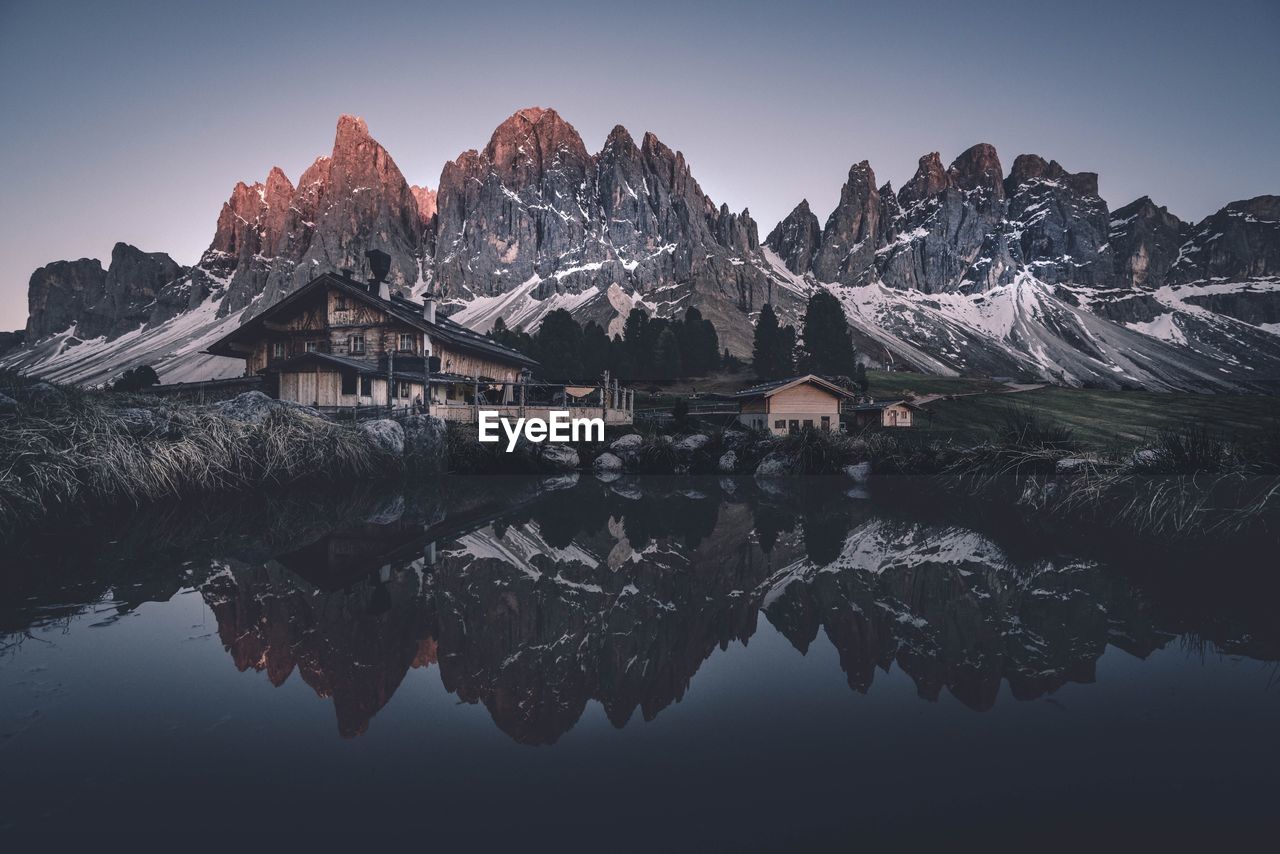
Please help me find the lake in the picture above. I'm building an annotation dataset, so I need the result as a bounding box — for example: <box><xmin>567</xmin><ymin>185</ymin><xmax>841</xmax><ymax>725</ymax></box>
<box><xmin>2</xmin><ymin>475</ymin><xmax>1277</xmax><ymax>847</ymax></box>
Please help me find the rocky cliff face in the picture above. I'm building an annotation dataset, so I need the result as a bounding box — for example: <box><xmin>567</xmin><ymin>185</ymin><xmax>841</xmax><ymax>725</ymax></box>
<box><xmin>1109</xmin><ymin>196</ymin><xmax>1188</xmax><ymax>289</ymax></box>
<box><xmin>25</xmin><ymin>257</ymin><xmax>107</xmax><ymax>340</ymax></box>
<box><xmin>5</xmin><ymin>109</ymin><xmax>1278</xmax><ymax>391</ymax></box>
<box><xmin>25</xmin><ymin>245</ymin><xmax>185</xmax><ymax>341</ymax></box>
<box><xmin>763</xmin><ymin>141</ymin><xmax>1280</xmax><ymax>390</ymax></box>
<box><xmin>436</xmin><ymin>108</ymin><xmax>784</xmax><ymax>352</ymax></box>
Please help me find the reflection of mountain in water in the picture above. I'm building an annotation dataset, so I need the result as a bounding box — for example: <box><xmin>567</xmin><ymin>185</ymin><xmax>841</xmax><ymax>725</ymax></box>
<box><xmin>203</xmin><ymin>561</ymin><xmax>434</xmax><ymax>738</ymax></box>
<box><xmin>761</xmin><ymin>520</ymin><xmax>1172</xmax><ymax>709</ymax></box>
<box><xmin>7</xmin><ymin>476</ymin><xmax>1274</xmax><ymax>744</ymax></box>
<box><xmin>163</xmin><ymin>477</ymin><xmax>1279</xmax><ymax>743</ymax></box>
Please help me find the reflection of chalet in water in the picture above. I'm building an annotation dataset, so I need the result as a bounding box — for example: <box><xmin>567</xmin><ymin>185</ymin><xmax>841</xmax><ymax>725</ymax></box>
<box><xmin>734</xmin><ymin>374</ymin><xmax>853</xmax><ymax>435</ymax></box>
<box><xmin>206</xmin><ymin>250</ymin><xmax>633</xmax><ymax>423</ymax></box>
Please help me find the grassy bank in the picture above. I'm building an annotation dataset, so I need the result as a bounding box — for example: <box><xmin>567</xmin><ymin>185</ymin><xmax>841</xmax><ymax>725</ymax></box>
<box><xmin>0</xmin><ymin>372</ymin><xmax>396</xmax><ymax>535</ymax></box>
<box><xmin>918</xmin><ymin>386</ymin><xmax>1280</xmax><ymax>446</ymax></box>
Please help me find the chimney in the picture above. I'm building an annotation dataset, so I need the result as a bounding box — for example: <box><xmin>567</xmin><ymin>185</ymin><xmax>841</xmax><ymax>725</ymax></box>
<box><xmin>423</xmin><ymin>294</ymin><xmax>437</xmax><ymax>324</ymax></box>
<box><xmin>365</xmin><ymin>249</ymin><xmax>391</xmax><ymax>298</ymax></box>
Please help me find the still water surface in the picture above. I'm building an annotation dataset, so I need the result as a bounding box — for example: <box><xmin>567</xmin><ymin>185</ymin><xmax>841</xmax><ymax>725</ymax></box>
<box><xmin>2</xmin><ymin>475</ymin><xmax>1277</xmax><ymax>846</ymax></box>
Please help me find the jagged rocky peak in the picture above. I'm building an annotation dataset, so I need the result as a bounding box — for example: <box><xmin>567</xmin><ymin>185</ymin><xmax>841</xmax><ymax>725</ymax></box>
<box><xmin>87</xmin><ymin>243</ymin><xmax>185</xmax><ymax>340</ymax></box>
<box><xmin>483</xmin><ymin>106</ymin><xmax>591</xmax><ymax>181</ymax></box>
<box><xmin>1172</xmin><ymin>194</ymin><xmax>1280</xmax><ymax>282</ymax></box>
<box><xmin>25</xmin><ymin>244</ymin><xmax>184</xmax><ymax>342</ymax></box>
<box><xmin>602</xmin><ymin>123</ymin><xmax>639</xmax><ymax>157</ymax></box>
<box><xmin>1109</xmin><ymin>196</ymin><xmax>1187</xmax><ymax>288</ymax></box>
<box><xmin>947</xmin><ymin>143</ymin><xmax>1005</xmax><ymax>200</ymax></box>
<box><xmin>247</xmin><ymin>113</ymin><xmax>423</xmax><ymax>309</ymax></box>
<box><xmin>207</xmin><ymin>167</ymin><xmax>295</xmax><ymax>265</ymax></box>
<box><xmin>812</xmin><ymin>160</ymin><xmax>881</xmax><ymax>285</ymax></box>
<box><xmin>765</xmin><ymin>199</ymin><xmax>822</xmax><ymax>274</ymax></box>
<box><xmin>1005</xmin><ymin>153</ymin><xmax>1099</xmax><ymax>198</ymax></box>
<box><xmin>409</xmin><ymin>185</ymin><xmax>437</xmax><ymax>224</ymax></box>
<box><xmin>1001</xmin><ymin>153</ymin><xmax>1111</xmax><ymax>287</ymax></box>
<box><xmin>715</xmin><ymin>204</ymin><xmax>758</xmax><ymax>253</ymax></box>
<box><xmin>25</xmin><ymin>257</ymin><xmax>107</xmax><ymax>339</ymax></box>
<box><xmin>876</xmin><ymin>182</ymin><xmax>902</xmax><ymax>243</ymax></box>
<box><xmin>898</xmin><ymin>152</ymin><xmax>953</xmax><ymax>207</ymax></box>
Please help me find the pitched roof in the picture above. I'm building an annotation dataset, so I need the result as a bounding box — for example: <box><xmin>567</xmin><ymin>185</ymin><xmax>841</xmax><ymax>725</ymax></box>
<box><xmin>204</xmin><ymin>272</ymin><xmax>538</xmax><ymax>369</ymax></box>
<box><xmin>844</xmin><ymin>399</ymin><xmax>919</xmax><ymax>412</ymax></box>
<box><xmin>734</xmin><ymin>374</ymin><xmax>855</xmax><ymax>400</ymax></box>
<box><xmin>262</xmin><ymin>351</ymin><xmax>499</xmax><ymax>385</ymax></box>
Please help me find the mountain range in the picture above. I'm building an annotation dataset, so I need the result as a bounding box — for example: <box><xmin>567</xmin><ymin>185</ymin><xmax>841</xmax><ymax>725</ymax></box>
<box><xmin>2</xmin><ymin>108</ymin><xmax>1277</xmax><ymax>391</ymax></box>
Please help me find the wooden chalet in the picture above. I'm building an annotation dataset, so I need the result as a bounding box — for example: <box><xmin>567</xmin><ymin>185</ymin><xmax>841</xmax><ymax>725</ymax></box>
<box><xmin>734</xmin><ymin>374</ymin><xmax>854</xmax><ymax>435</ymax></box>
<box><xmin>205</xmin><ymin>251</ymin><xmax>634</xmax><ymax>424</ymax></box>
<box><xmin>845</xmin><ymin>399</ymin><xmax>920</xmax><ymax>428</ymax></box>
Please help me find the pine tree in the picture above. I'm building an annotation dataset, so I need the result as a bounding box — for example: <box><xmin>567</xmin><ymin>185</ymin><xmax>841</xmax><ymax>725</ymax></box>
<box><xmin>622</xmin><ymin>308</ymin><xmax>650</xmax><ymax>377</ymax></box>
<box><xmin>753</xmin><ymin>303</ymin><xmax>780</xmax><ymax>378</ymax></box>
<box><xmin>778</xmin><ymin>324</ymin><xmax>796</xmax><ymax>378</ymax></box>
<box><xmin>534</xmin><ymin>309</ymin><xmax>583</xmax><ymax>381</ymax></box>
<box><xmin>752</xmin><ymin>303</ymin><xmax>795</xmax><ymax>380</ymax></box>
<box><xmin>608</xmin><ymin>334</ymin><xmax>635</xmax><ymax>379</ymax></box>
<box><xmin>796</xmin><ymin>290</ymin><xmax>858</xmax><ymax>378</ymax></box>
<box><xmin>581</xmin><ymin>321</ymin><xmax>610</xmax><ymax>382</ymax></box>
<box><xmin>652</xmin><ymin>326</ymin><xmax>684</xmax><ymax>380</ymax></box>
<box><xmin>853</xmin><ymin>362</ymin><xmax>869</xmax><ymax>396</ymax></box>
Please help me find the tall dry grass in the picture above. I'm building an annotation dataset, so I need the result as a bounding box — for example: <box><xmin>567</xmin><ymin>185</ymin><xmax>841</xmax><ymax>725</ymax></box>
<box><xmin>0</xmin><ymin>373</ymin><xmax>394</xmax><ymax>535</ymax></box>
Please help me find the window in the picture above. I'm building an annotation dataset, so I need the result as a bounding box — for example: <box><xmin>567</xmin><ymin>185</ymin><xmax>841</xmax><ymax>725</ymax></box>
<box><xmin>788</xmin><ymin>420</ymin><xmax>800</xmax><ymax>434</ymax></box>
<box><xmin>399</xmin><ymin>333</ymin><xmax>415</xmax><ymax>352</ymax></box>
<box><xmin>271</xmin><ymin>341</ymin><xmax>286</xmax><ymax>359</ymax></box>
<box><xmin>341</xmin><ymin>371</ymin><xmax>358</xmax><ymax>395</ymax></box>
<box><xmin>821</xmin><ymin>416</ymin><xmax>831</xmax><ymax>431</ymax></box>
<box><xmin>349</xmin><ymin>334</ymin><xmax>365</xmax><ymax>355</ymax></box>
<box><xmin>335</xmin><ymin>296</ymin><xmax>347</xmax><ymax>311</ymax></box>
<box><xmin>804</xmin><ymin>419</ymin><xmax>814</xmax><ymax>429</ymax></box>
<box><xmin>305</xmin><ymin>341</ymin><xmax>319</xmax><ymax>353</ymax></box>
<box><xmin>774</xmin><ymin>420</ymin><xmax>785</xmax><ymax>430</ymax></box>
<box><xmin>400</xmin><ymin>381</ymin><xmax>412</xmax><ymax>399</ymax></box>
<box><xmin>360</xmin><ymin>376</ymin><xmax>372</xmax><ymax>396</ymax></box>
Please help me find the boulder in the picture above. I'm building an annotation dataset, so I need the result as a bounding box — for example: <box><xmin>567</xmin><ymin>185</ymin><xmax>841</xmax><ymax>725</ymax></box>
<box><xmin>542</xmin><ymin>473</ymin><xmax>580</xmax><ymax>490</ymax></box>
<box><xmin>1125</xmin><ymin>448</ymin><xmax>1161</xmax><ymax>471</ymax></box>
<box><xmin>23</xmin><ymin>381</ymin><xmax>64</xmax><ymax>405</ymax></box>
<box><xmin>674</xmin><ymin>433</ymin><xmax>711</xmax><ymax>455</ymax></box>
<box><xmin>670</xmin><ymin>435</ymin><xmax>711</xmax><ymax>453</ymax></box>
<box><xmin>718</xmin><ymin>450</ymin><xmax>738</xmax><ymax>473</ymax></box>
<box><xmin>540</xmin><ymin>444</ymin><xmax>580</xmax><ymax>471</ymax></box>
<box><xmin>754</xmin><ymin>452</ymin><xmax>794</xmax><ymax>477</ymax></box>
<box><xmin>610</xmin><ymin>433</ymin><xmax>644</xmax><ymax>453</ymax></box>
<box><xmin>211</xmin><ymin>391</ymin><xmax>312</xmax><ymax>424</ymax></box>
<box><xmin>115</xmin><ymin>407</ymin><xmax>165</xmax><ymax>438</ymax></box>
<box><xmin>360</xmin><ymin>419</ymin><xmax>406</xmax><ymax>456</ymax></box>
<box><xmin>1054</xmin><ymin>457</ymin><xmax>1093</xmax><ymax>476</ymax></box>
<box><xmin>721</xmin><ymin>428</ymin><xmax>755</xmax><ymax>451</ymax></box>
<box><xmin>593</xmin><ymin>452</ymin><xmax>624</xmax><ymax>472</ymax></box>
<box><xmin>365</xmin><ymin>495</ymin><xmax>406</xmax><ymax>525</ymax></box>
<box><xmin>843</xmin><ymin>461</ymin><xmax>872</xmax><ymax>482</ymax></box>
<box><xmin>401</xmin><ymin>414</ymin><xmax>448</xmax><ymax>472</ymax></box>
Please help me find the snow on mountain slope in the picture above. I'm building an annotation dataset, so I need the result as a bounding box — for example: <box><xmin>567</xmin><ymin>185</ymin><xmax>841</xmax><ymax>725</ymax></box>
<box><xmin>757</xmin><ymin>250</ymin><xmax>1257</xmax><ymax>391</ymax></box>
<box><xmin>0</xmin><ymin>290</ymin><xmax>247</xmax><ymax>386</ymax></box>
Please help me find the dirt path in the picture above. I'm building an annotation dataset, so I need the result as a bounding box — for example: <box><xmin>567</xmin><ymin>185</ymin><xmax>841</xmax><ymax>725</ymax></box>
<box><xmin>912</xmin><ymin>382</ymin><xmax>1046</xmax><ymax>407</ymax></box>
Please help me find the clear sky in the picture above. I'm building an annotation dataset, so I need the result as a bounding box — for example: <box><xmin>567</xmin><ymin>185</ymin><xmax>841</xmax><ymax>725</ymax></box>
<box><xmin>1</xmin><ymin>0</ymin><xmax>1277</xmax><ymax>330</ymax></box>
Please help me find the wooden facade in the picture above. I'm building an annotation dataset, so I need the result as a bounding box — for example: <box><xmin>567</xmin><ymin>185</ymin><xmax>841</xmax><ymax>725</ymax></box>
<box><xmin>205</xmin><ymin>271</ymin><xmax>634</xmax><ymax>424</ymax></box>
<box><xmin>846</xmin><ymin>400</ymin><xmax>918</xmax><ymax>429</ymax></box>
<box><xmin>735</xmin><ymin>375</ymin><xmax>852</xmax><ymax>436</ymax></box>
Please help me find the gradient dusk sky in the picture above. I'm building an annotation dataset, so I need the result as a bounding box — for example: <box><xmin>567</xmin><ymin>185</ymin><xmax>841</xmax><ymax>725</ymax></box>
<box><xmin>1</xmin><ymin>0</ymin><xmax>1277</xmax><ymax>330</ymax></box>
